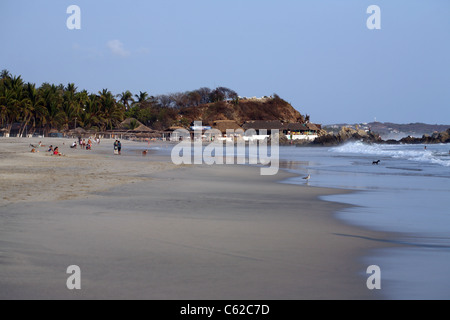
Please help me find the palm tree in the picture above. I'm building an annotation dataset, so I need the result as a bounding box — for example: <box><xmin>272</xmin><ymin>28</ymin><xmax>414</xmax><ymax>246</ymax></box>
<box><xmin>0</xmin><ymin>75</ymin><xmax>24</xmax><ymax>136</ymax></box>
<box><xmin>117</xmin><ymin>90</ymin><xmax>134</xmax><ymax>111</ymax></box>
<box><xmin>98</xmin><ymin>89</ymin><xmax>124</xmax><ymax>131</ymax></box>
<box><xmin>18</xmin><ymin>83</ymin><xmax>44</xmax><ymax>137</ymax></box>
<box><xmin>133</xmin><ymin>91</ymin><xmax>150</xmax><ymax>107</ymax></box>
<box><xmin>79</xmin><ymin>94</ymin><xmax>100</xmax><ymax>129</ymax></box>
<box><xmin>1</xmin><ymin>69</ymin><xmax>11</xmax><ymax>80</ymax></box>
<box><xmin>0</xmin><ymin>82</ymin><xmax>18</xmax><ymax>135</ymax></box>
<box><xmin>40</xmin><ymin>84</ymin><xmax>65</xmax><ymax>136</ymax></box>
<box><xmin>62</xmin><ymin>83</ymin><xmax>79</xmax><ymax>130</ymax></box>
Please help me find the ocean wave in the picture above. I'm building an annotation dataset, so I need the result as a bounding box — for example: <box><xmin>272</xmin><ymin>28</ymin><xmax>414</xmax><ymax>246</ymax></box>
<box><xmin>330</xmin><ymin>142</ymin><xmax>450</xmax><ymax>167</ymax></box>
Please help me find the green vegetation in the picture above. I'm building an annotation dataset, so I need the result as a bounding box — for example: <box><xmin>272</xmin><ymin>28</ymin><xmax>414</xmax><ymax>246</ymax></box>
<box><xmin>0</xmin><ymin>70</ymin><xmax>125</xmax><ymax>136</ymax></box>
<box><xmin>1</xmin><ymin>69</ymin><xmax>305</xmax><ymax>136</ymax></box>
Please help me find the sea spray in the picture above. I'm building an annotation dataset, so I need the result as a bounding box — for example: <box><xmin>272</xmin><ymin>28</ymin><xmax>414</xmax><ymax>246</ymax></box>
<box><xmin>331</xmin><ymin>142</ymin><xmax>450</xmax><ymax>167</ymax></box>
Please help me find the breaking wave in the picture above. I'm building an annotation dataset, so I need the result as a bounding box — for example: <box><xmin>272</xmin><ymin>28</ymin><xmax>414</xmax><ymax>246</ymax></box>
<box><xmin>330</xmin><ymin>142</ymin><xmax>450</xmax><ymax>167</ymax></box>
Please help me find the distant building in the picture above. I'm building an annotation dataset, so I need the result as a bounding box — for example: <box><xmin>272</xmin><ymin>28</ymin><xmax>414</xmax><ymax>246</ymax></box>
<box><xmin>242</xmin><ymin>120</ymin><xmax>321</xmax><ymax>141</ymax></box>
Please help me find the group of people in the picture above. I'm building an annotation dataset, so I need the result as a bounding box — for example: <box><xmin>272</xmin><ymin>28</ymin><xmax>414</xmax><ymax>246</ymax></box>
<box><xmin>69</xmin><ymin>137</ymin><xmax>101</xmax><ymax>150</ymax></box>
<box><xmin>46</xmin><ymin>145</ymin><xmax>62</xmax><ymax>156</ymax></box>
<box><xmin>71</xmin><ymin>138</ymin><xmax>94</xmax><ymax>150</ymax></box>
<box><xmin>30</xmin><ymin>138</ymin><xmax>123</xmax><ymax>157</ymax></box>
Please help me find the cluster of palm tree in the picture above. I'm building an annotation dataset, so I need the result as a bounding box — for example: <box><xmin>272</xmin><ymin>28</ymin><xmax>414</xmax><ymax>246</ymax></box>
<box><xmin>1</xmin><ymin>69</ymin><xmax>242</xmax><ymax>136</ymax></box>
<box><xmin>0</xmin><ymin>70</ymin><xmax>125</xmax><ymax>137</ymax></box>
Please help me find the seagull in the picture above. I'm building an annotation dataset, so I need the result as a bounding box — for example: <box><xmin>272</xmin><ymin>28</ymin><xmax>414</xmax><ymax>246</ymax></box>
<box><xmin>303</xmin><ymin>174</ymin><xmax>311</xmax><ymax>183</ymax></box>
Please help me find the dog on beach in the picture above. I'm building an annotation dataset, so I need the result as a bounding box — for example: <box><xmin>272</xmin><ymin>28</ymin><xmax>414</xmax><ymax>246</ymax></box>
<box><xmin>372</xmin><ymin>160</ymin><xmax>381</xmax><ymax>165</ymax></box>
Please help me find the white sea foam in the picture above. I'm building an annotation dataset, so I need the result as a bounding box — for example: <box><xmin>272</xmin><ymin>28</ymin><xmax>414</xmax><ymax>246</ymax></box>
<box><xmin>330</xmin><ymin>142</ymin><xmax>450</xmax><ymax>167</ymax></box>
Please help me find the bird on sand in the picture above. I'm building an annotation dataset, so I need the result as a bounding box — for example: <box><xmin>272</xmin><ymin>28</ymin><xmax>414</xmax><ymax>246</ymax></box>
<box><xmin>303</xmin><ymin>174</ymin><xmax>311</xmax><ymax>183</ymax></box>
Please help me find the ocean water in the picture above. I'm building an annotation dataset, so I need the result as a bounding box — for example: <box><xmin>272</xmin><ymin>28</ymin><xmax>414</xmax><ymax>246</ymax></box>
<box><xmin>279</xmin><ymin>142</ymin><xmax>450</xmax><ymax>300</ymax></box>
<box><xmin>140</xmin><ymin>141</ymin><xmax>450</xmax><ymax>299</ymax></box>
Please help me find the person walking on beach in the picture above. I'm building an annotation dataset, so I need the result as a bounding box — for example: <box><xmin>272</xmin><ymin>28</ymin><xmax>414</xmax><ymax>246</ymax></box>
<box><xmin>118</xmin><ymin>141</ymin><xmax>122</xmax><ymax>155</ymax></box>
<box><xmin>114</xmin><ymin>140</ymin><xmax>118</xmax><ymax>155</ymax></box>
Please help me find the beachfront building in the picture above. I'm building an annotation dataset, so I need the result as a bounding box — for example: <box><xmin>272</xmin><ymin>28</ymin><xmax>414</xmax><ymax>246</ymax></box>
<box><xmin>242</xmin><ymin>120</ymin><xmax>285</xmax><ymax>141</ymax></box>
<box><xmin>242</xmin><ymin>120</ymin><xmax>321</xmax><ymax>141</ymax></box>
<box><xmin>283</xmin><ymin>123</ymin><xmax>321</xmax><ymax>141</ymax></box>
<box><xmin>211</xmin><ymin>120</ymin><xmax>244</xmax><ymax>142</ymax></box>
<box><xmin>101</xmin><ymin>118</ymin><xmax>160</xmax><ymax>140</ymax></box>
<box><xmin>163</xmin><ymin>126</ymin><xmax>188</xmax><ymax>142</ymax></box>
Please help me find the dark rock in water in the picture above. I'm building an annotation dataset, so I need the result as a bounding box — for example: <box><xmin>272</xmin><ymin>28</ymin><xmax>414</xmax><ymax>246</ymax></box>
<box><xmin>398</xmin><ymin>129</ymin><xmax>450</xmax><ymax>144</ymax></box>
<box><xmin>310</xmin><ymin>127</ymin><xmax>450</xmax><ymax>146</ymax></box>
<box><xmin>312</xmin><ymin>127</ymin><xmax>382</xmax><ymax>146</ymax></box>
<box><xmin>290</xmin><ymin>126</ymin><xmax>450</xmax><ymax>147</ymax></box>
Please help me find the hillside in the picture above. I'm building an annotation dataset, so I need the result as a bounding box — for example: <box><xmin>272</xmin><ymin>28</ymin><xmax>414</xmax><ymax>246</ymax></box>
<box><xmin>179</xmin><ymin>97</ymin><xmax>305</xmax><ymax>126</ymax></box>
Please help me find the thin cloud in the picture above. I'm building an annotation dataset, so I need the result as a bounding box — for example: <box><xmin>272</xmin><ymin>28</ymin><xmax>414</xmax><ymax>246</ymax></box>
<box><xmin>72</xmin><ymin>42</ymin><xmax>103</xmax><ymax>59</ymax></box>
<box><xmin>107</xmin><ymin>40</ymin><xmax>130</xmax><ymax>57</ymax></box>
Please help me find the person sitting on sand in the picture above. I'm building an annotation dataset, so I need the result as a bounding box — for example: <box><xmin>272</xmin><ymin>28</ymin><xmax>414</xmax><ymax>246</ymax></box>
<box><xmin>48</xmin><ymin>145</ymin><xmax>54</xmax><ymax>152</ymax></box>
<box><xmin>53</xmin><ymin>147</ymin><xmax>62</xmax><ymax>156</ymax></box>
<box><xmin>71</xmin><ymin>141</ymin><xmax>77</xmax><ymax>149</ymax></box>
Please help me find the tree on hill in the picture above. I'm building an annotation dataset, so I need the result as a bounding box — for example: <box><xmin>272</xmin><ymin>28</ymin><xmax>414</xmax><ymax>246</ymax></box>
<box><xmin>0</xmin><ymin>72</ymin><xmax>309</xmax><ymax>135</ymax></box>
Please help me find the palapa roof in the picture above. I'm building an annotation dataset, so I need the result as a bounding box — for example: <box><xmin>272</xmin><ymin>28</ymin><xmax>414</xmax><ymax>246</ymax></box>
<box><xmin>135</xmin><ymin>131</ymin><xmax>163</xmax><ymax>138</ymax></box>
<box><xmin>242</xmin><ymin>120</ymin><xmax>285</xmax><ymax>130</ymax></box>
<box><xmin>131</xmin><ymin>124</ymin><xmax>153</xmax><ymax>132</ymax></box>
<box><xmin>212</xmin><ymin>120</ymin><xmax>243</xmax><ymax>133</ymax></box>
<box><xmin>113</xmin><ymin>118</ymin><xmax>154</xmax><ymax>133</ymax></box>
<box><xmin>165</xmin><ymin>126</ymin><xmax>186</xmax><ymax>132</ymax></box>
<box><xmin>306</xmin><ymin>123</ymin><xmax>321</xmax><ymax>131</ymax></box>
<box><xmin>72</xmin><ymin>127</ymin><xmax>87</xmax><ymax>133</ymax></box>
<box><xmin>118</xmin><ymin>118</ymin><xmax>144</xmax><ymax>130</ymax></box>
<box><xmin>242</xmin><ymin>120</ymin><xmax>321</xmax><ymax>132</ymax></box>
<box><xmin>285</xmin><ymin>123</ymin><xmax>307</xmax><ymax>131</ymax></box>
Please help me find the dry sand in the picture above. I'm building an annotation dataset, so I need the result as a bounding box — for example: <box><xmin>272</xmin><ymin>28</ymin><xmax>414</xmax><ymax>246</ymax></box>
<box><xmin>0</xmin><ymin>138</ymin><xmax>393</xmax><ymax>299</ymax></box>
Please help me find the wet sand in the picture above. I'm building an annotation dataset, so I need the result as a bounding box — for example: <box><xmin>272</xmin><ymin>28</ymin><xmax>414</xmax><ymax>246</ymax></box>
<box><xmin>0</xmin><ymin>138</ymin><xmax>392</xmax><ymax>299</ymax></box>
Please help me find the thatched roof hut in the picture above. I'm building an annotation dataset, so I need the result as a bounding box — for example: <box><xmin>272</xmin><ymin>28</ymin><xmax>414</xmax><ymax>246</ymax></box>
<box><xmin>242</xmin><ymin>120</ymin><xmax>285</xmax><ymax>131</ymax></box>
<box><xmin>132</xmin><ymin>124</ymin><xmax>153</xmax><ymax>132</ymax></box>
<box><xmin>119</xmin><ymin>118</ymin><xmax>144</xmax><ymax>130</ymax></box>
<box><xmin>212</xmin><ymin>120</ymin><xmax>243</xmax><ymax>134</ymax></box>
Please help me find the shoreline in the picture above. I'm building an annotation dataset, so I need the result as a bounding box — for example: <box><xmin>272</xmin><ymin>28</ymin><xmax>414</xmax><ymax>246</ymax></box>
<box><xmin>0</xmin><ymin>137</ymin><xmax>394</xmax><ymax>299</ymax></box>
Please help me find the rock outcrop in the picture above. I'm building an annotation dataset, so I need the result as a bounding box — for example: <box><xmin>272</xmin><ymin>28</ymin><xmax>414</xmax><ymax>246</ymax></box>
<box><xmin>398</xmin><ymin>129</ymin><xmax>450</xmax><ymax>144</ymax></box>
<box><xmin>309</xmin><ymin>128</ymin><xmax>450</xmax><ymax>146</ymax></box>
<box><xmin>311</xmin><ymin>127</ymin><xmax>382</xmax><ymax>146</ymax></box>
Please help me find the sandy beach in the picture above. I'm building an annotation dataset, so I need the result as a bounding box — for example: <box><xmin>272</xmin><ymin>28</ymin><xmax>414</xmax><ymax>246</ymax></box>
<box><xmin>0</xmin><ymin>138</ymin><xmax>392</xmax><ymax>300</ymax></box>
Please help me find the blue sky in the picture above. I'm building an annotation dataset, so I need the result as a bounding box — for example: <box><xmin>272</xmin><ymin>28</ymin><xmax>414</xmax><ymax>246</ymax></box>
<box><xmin>1</xmin><ymin>0</ymin><xmax>449</xmax><ymax>124</ymax></box>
